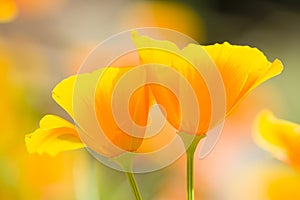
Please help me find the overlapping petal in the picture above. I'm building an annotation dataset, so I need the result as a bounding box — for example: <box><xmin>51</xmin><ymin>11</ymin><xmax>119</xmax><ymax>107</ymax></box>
<box><xmin>25</xmin><ymin>115</ymin><xmax>84</xmax><ymax>156</ymax></box>
<box><xmin>131</xmin><ymin>31</ymin><xmax>212</xmax><ymax>135</ymax></box>
<box><xmin>131</xmin><ymin>31</ymin><xmax>283</xmax><ymax>135</ymax></box>
<box><xmin>254</xmin><ymin>110</ymin><xmax>300</xmax><ymax>171</ymax></box>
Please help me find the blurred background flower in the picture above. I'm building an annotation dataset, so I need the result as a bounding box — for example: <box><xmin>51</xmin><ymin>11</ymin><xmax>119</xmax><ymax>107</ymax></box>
<box><xmin>254</xmin><ymin>110</ymin><xmax>300</xmax><ymax>172</ymax></box>
<box><xmin>0</xmin><ymin>0</ymin><xmax>299</xmax><ymax>199</ymax></box>
<box><xmin>0</xmin><ymin>0</ymin><xmax>17</xmax><ymax>23</ymax></box>
<box><xmin>118</xmin><ymin>1</ymin><xmax>205</xmax><ymax>42</ymax></box>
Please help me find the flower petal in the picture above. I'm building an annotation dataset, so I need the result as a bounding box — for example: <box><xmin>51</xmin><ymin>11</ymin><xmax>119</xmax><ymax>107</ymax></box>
<box><xmin>52</xmin><ymin>68</ymin><xmax>105</xmax><ymax>119</ymax></box>
<box><xmin>254</xmin><ymin>110</ymin><xmax>300</xmax><ymax>170</ymax></box>
<box><xmin>25</xmin><ymin>115</ymin><xmax>84</xmax><ymax>156</ymax></box>
<box><xmin>52</xmin><ymin>76</ymin><xmax>75</xmax><ymax>118</ymax></box>
<box><xmin>95</xmin><ymin>67</ymin><xmax>150</xmax><ymax>152</ymax></box>
<box><xmin>203</xmin><ymin>42</ymin><xmax>283</xmax><ymax>114</ymax></box>
<box><xmin>130</xmin><ymin>30</ymin><xmax>181</xmax><ymax>65</ymax></box>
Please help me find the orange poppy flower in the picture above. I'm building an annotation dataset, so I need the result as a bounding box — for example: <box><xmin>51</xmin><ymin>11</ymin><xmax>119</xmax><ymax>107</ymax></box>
<box><xmin>26</xmin><ymin>67</ymin><xmax>151</xmax><ymax>157</ymax></box>
<box><xmin>131</xmin><ymin>31</ymin><xmax>283</xmax><ymax>135</ymax></box>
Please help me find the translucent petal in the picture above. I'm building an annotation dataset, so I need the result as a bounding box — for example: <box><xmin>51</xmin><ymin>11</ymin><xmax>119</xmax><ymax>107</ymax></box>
<box><xmin>25</xmin><ymin>115</ymin><xmax>84</xmax><ymax>156</ymax></box>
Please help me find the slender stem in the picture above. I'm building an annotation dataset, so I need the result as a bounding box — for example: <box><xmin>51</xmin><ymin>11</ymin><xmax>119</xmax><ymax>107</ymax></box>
<box><xmin>111</xmin><ymin>153</ymin><xmax>143</xmax><ymax>200</ymax></box>
<box><xmin>185</xmin><ymin>135</ymin><xmax>204</xmax><ymax>200</ymax></box>
<box><xmin>186</xmin><ymin>148</ymin><xmax>195</xmax><ymax>200</ymax></box>
<box><xmin>125</xmin><ymin>171</ymin><xmax>142</xmax><ymax>200</ymax></box>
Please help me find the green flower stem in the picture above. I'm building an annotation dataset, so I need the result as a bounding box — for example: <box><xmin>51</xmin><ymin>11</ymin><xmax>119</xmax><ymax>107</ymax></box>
<box><xmin>186</xmin><ymin>149</ymin><xmax>195</xmax><ymax>200</ymax></box>
<box><xmin>125</xmin><ymin>171</ymin><xmax>142</xmax><ymax>200</ymax></box>
<box><xmin>185</xmin><ymin>135</ymin><xmax>205</xmax><ymax>200</ymax></box>
<box><xmin>112</xmin><ymin>154</ymin><xmax>143</xmax><ymax>200</ymax></box>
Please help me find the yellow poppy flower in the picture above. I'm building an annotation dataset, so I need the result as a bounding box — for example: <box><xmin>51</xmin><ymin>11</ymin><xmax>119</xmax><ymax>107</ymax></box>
<box><xmin>267</xmin><ymin>168</ymin><xmax>300</xmax><ymax>200</ymax></box>
<box><xmin>254</xmin><ymin>110</ymin><xmax>300</xmax><ymax>171</ymax></box>
<box><xmin>26</xmin><ymin>67</ymin><xmax>151</xmax><ymax>157</ymax></box>
<box><xmin>227</xmin><ymin>164</ymin><xmax>300</xmax><ymax>200</ymax></box>
<box><xmin>131</xmin><ymin>31</ymin><xmax>283</xmax><ymax>135</ymax></box>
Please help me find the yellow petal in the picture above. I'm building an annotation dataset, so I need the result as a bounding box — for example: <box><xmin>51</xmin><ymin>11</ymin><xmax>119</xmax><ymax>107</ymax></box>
<box><xmin>203</xmin><ymin>42</ymin><xmax>283</xmax><ymax>114</ymax></box>
<box><xmin>0</xmin><ymin>0</ymin><xmax>18</xmax><ymax>23</ymax></box>
<box><xmin>25</xmin><ymin>115</ymin><xmax>84</xmax><ymax>156</ymax></box>
<box><xmin>130</xmin><ymin>30</ymin><xmax>181</xmax><ymax>65</ymax></box>
<box><xmin>52</xmin><ymin>76</ymin><xmax>76</xmax><ymax>118</ymax></box>
<box><xmin>254</xmin><ymin>110</ymin><xmax>300</xmax><ymax>170</ymax></box>
<box><xmin>52</xmin><ymin>68</ymin><xmax>104</xmax><ymax>118</ymax></box>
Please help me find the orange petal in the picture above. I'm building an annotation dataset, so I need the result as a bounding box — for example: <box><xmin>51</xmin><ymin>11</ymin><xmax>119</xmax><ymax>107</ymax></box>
<box><xmin>95</xmin><ymin>67</ymin><xmax>150</xmax><ymax>152</ymax></box>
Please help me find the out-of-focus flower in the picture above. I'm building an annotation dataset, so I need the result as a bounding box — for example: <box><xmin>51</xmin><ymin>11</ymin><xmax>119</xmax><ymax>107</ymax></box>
<box><xmin>26</xmin><ymin>67</ymin><xmax>151</xmax><ymax>157</ymax></box>
<box><xmin>119</xmin><ymin>1</ymin><xmax>204</xmax><ymax>42</ymax></box>
<box><xmin>226</xmin><ymin>164</ymin><xmax>300</xmax><ymax>200</ymax></box>
<box><xmin>254</xmin><ymin>110</ymin><xmax>300</xmax><ymax>171</ymax></box>
<box><xmin>0</xmin><ymin>42</ymin><xmax>17</xmax><ymax>148</ymax></box>
<box><xmin>16</xmin><ymin>0</ymin><xmax>66</xmax><ymax>18</ymax></box>
<box><xmin>15</xmin><ymin>0</ymin><xmax>66</xmax><ymax>17</ymax></box>
<box><xmin>266</xmin><ymin>167</ymin><xmax>300</xmax><ymax>200</ymax></box>
<box><xmin>0</xmin><ymin>0</ymin><xmax>17</xmax><ymax>23</ymax></box>
<box><xmin>0</xmin><ymin>40</ymin><xmax>80</xmax><ymax>199</ymax></box>
<box><xmin>0</xmin><ymin>0</ymin><xmax>66</xmax><ymax>22</ymax></box>
<box><xmin>132</xmin><ymin>31</ymin><xmax>283</xmax><ymax>135</ymax></box>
